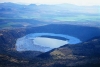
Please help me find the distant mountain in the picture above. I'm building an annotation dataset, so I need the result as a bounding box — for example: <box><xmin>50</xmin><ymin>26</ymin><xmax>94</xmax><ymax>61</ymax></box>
<box><xmin>0</xmin><ymin>2</ymin><xmax>99</xmax><ymax>20</ymax></box>
<box><xmin>0</xmin><ymin>2</ymin><xmax>100</xmax><ymax>29</ymax></box>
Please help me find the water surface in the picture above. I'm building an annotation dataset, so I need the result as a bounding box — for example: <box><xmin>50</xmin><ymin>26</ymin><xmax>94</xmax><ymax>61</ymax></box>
<box><xmin>16</xmin><ymin>33</ymin><xmax>81</xmax><ymax>52</ymax></box>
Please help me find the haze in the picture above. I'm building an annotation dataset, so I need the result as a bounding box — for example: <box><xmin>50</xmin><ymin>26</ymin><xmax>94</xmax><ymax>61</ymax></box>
<box><xmin>0</xmin><ymin>0</ymin><xmax>100</xmax><ymax>6</ymax></box>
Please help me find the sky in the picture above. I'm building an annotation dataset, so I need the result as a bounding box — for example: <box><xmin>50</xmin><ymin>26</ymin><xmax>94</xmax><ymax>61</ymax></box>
<box><xmin>0</xmin><ymin>0</ymin><xmax>100</xmax><ymax>6</ymax></box>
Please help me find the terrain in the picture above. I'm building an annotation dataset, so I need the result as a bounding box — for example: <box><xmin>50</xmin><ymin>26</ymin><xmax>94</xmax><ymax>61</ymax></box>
<box><xmin>33</xmin><ymin>37</ymin><xmax>100</xmax><ymax>67</ymax></box>
<box><xmin>0</xmin><ymin>35</ymin><xmax>100</xmax><ymax>67</ymax></box>
<box><xmin>0</xmin><ymin>24</ymin><xmax>100</xmax><ymax>67</ymax></box>
<box><xmin>0</xmin><ymin>2</ymin><xmax>100</xmax><ymax>67</ymax></box>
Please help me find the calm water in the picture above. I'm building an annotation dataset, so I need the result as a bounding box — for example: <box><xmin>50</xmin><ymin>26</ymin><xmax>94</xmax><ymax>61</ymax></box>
<box><xmin>16</xmin><ymin>33</ymin><xmax>81</xmax><ymax>52</ymax></box>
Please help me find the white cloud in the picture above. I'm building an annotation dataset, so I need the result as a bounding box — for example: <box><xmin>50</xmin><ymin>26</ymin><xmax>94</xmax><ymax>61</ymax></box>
<box><xmin>0</xmin><ymin>0</ymin><xmax>100</xmax><ymax>6</ymax></box>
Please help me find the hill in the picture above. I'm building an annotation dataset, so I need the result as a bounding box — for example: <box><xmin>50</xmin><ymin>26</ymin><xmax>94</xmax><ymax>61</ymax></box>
<box><xmin>31</xmin><ymin>37</ymin><xmax>100</xmax><ymax>67</ymax></box>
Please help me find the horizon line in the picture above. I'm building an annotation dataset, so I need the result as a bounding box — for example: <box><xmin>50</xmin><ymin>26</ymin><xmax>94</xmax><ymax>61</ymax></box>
<box><xmin>0</xmin><ymin>2</ymin><xmax>100</xmax><ymax>6</ymax></box>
